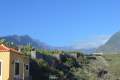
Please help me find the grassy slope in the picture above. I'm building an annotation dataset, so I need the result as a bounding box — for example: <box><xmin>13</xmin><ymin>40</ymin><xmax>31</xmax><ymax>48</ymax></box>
<box><xmin>74</xmin><ymin>55</ymin><xmax>115</xmax><ymax>80</ymax></box>
<box><xmin>103</xmin><ymin>54</ymin><xmax>120</xmax><ymax>79</ymax></box>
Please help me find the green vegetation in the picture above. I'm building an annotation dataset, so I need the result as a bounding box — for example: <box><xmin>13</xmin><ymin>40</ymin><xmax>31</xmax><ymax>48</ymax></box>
<box><xmin>21</xmin><ymin>45</ymin><xmax>32</xmax><ymax>55</ymax></box>
<box><xmin>30</xmin><ymin>50</ymin><xmax>87</xmax><ymax>80</ymax></box>
<box><xmin>0</xmin><ymin>39</ymin><xmax>16</xmax><ymax>48</ymax></box>
<box><xmin>36</xmin><ymin>49</ymin><xmax>63</xmax><ymax>55</ymax></box>
<box><xmin>103</xmin><ymin>54</ymin><xmax>120</xmax><ymax>79</ymax></box>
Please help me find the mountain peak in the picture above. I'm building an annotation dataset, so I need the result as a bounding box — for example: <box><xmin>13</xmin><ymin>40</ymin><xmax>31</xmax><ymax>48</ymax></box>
<box><xmin>0</xmin><ymin>35</ymin><xmax>50</xmax><ymax>49</ymax></box>
<box><xmin>97</xmin><ymin>31</ymin><xmax>120</xmax><ymax>53</ymax></box>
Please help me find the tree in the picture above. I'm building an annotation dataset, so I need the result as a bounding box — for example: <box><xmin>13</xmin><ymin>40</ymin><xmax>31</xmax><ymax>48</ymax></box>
<box><xmin>0</xmin><ymin>39</ymin><xmax>16</xmax><ymax>48</ymax></box>
<box><xmin>0</xmin><ymin>39</ymin><xmax>7</xmax><ymax>44</ymax></box>
<box><xmin>21</xmin><ymin>44</ymin><xmax>32</xmax><ymax>56</ymax></box>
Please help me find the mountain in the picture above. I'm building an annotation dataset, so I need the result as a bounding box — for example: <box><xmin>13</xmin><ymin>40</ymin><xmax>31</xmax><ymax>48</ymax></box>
<box><xmin>0</xmin><ymin>35</ymin><xmax>98</xmax><ymax>53</ymax></box>
<box><xmin>0</xmin><ymin>35</ymin><xmax>51</xmax><ymax>49</ymax></box>
<box><xmin>97</xmin><ymin>31</ymin><xmax>120</xmax><ymax>53</ymax></box>
<box><xmin>0</xmin><ymin>35</ymin><xmax>82</xmax><ymax>51</ymax></box>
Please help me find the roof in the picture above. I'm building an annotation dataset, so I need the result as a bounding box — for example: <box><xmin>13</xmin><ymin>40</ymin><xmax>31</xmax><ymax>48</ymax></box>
<box><xmin>0</xmin><ymin>44</ymin><xmax>20</xmax><ymax>53</ymax></box>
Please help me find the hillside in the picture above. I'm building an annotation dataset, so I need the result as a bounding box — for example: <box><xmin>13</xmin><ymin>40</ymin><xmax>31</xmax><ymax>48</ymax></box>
<box><xmin>0</xmin><ymin>35</ymin><xmax>50</xmax><ymax>49</ymax></box>
<box><xmin>97</xmin><ymin>31</ymin><xmax>120</xmax><ymax>53</ymax></box>
<box><xmin>103</xmin><ymin>54</ymin><xmax>120</xmax><ymax>79</ymax></box>
<box><xmin>71</xmin><ymin>55</ymin><xmax>116</xmax><ymax>80</ymax></box>
<box><xmin>84</xmin><ymin>55</ymin><xmax>115</xmax><ymax>80</ymax></box>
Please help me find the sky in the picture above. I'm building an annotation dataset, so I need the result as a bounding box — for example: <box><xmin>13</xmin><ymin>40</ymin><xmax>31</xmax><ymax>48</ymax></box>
<box><xmin>0</xmin><ymin>0</ymin><xmax>120</xmax><ymax>48</ymax></box>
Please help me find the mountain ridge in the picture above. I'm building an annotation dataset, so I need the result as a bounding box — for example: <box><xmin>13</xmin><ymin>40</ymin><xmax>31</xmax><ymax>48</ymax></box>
<box><xmin>0</xmin><ymin>35</ymin><xmax>51</xmax><ymax>50</ymax></box>
<box><xmin>0</xmin><ymin>35</ymin><xmax>99</xmax><ymax>53</ymax></box>
<box><xmin>97</xmin><ymin>31</ymin><xmax>120</xmax><ymax>53</ymax></box>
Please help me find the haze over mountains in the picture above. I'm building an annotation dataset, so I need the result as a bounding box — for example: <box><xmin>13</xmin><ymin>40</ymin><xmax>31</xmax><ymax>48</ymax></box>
<box><xmin>0</xmin><ymin>35</ymin><xmax>96</xmax><ymax>52</ymax></box>
<box><xmin>0</xmin><ymin>35</ymin><xmax>76</xmax><ymax>50</ymax></box>
<box><xmin>1</xmin><ymin>30</ymin><xmax>120</xmax><ymax>54</ymax></box>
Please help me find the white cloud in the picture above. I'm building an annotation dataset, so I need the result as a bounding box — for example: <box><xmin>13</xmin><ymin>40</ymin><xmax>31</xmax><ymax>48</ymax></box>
<box><xmin>72</xmin><ymin>35</ymin><xmax>111</xmax><ymax>49</ymax></box>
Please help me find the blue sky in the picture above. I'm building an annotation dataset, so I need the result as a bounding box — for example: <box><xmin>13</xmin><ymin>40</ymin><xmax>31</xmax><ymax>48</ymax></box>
<box><xmin>0</xmin><ymin>0</ymin><xmax>120</xmax><ymax>48</ymax></box>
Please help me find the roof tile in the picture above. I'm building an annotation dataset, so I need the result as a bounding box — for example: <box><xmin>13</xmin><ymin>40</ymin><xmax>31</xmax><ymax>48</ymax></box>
<box><xmin>0</xmin><ymin>44</ymin><xmax>19</xmax><ymax>53</ymax></box>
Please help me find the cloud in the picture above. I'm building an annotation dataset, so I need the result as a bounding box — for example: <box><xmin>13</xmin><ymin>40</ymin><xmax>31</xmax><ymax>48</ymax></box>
<box><xmin>72</xmin><ymin>35</ymin><xmax>111</xmax><ymax>49</ymax></box>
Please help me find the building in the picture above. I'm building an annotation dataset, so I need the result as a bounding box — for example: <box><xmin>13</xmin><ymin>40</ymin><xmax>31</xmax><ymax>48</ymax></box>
<box><xmin>52</xmin><ymin>54</ymin><xmax>61</xmax><ymax>60</ymax></box>
<box><xmin>0</xmin><ymin>44</ymin><xmax>30</xmax><ymax>80</ymax></box>
<box><xmin>31</xmin><ymin>49</ymin><xmax>45</xmax><ymax>59</ymax></box>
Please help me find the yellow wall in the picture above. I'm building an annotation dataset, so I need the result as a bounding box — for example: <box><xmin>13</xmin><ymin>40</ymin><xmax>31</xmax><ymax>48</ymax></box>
<box><xmin>0</xmin><ymin>52</ymin><xmax>10</xmax><ymax>80</ymax></box>
<box><xmin>0</xmin><ymin>51</ymin><xmax>29</xmax><ymax>80</ymax></box>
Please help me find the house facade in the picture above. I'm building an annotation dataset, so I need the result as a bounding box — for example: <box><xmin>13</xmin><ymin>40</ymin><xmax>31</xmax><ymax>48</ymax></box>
<box><xmin>0</xmin><ymin>44</ymin><xmax>29</xmax><ymax>80</ymax></box>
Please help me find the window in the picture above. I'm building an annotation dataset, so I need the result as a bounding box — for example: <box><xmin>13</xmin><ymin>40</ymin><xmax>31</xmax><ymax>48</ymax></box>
<box><xmin>15</xmin><ymin>62</ymin><xmax>19</xmax><ymax>75</ymax></box>
<box><xmin>25</xmin><ymin>64</ymin><xmax>29</xmax><ymax>70</ymax></box>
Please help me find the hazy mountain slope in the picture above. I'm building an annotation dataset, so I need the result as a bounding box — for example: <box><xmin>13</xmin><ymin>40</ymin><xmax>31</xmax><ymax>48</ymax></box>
<box><xmin>80</xmin><ymin>48</ymin><xmax>96</xmax><ymax>54</ymax></box>
<box><xmin>97</xmin><ymin>31</ymin><xmax>120</xmax><ymax>53</ymax></box>
<box><xmin>0</xmin><ymin>35</ymin><xmax>50</xmax><ymax>49</ymax></box>
<box><xmin>0</xmin><ymin>35</ymin><xmax>82</xmax><ymax>51</ymax></box>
